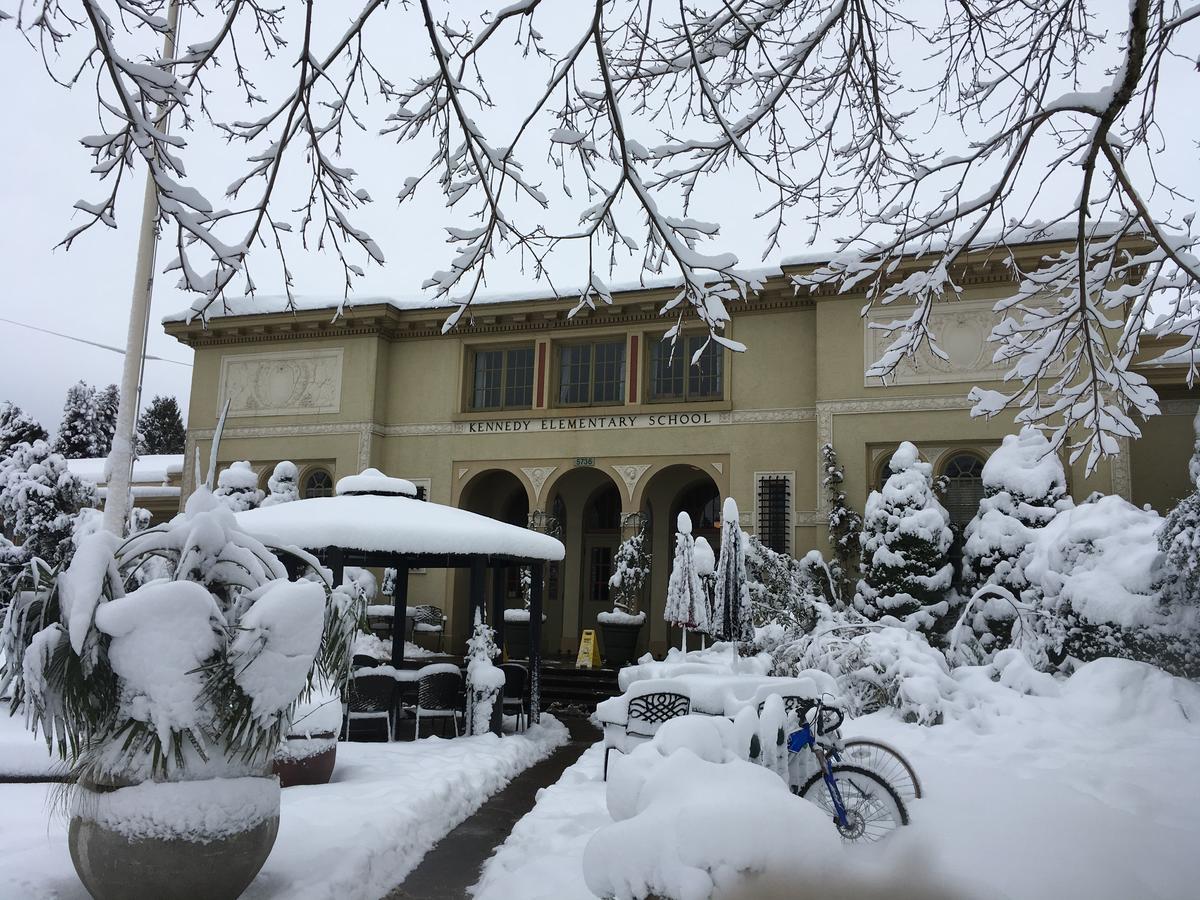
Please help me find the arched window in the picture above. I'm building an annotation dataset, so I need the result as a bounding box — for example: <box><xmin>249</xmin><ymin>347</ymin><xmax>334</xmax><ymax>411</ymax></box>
<box><xmin>874</xmin><ymin>451</ymin><xmax>895</xmax><ymax>492</ymax></box>
<box><xmin>940</xmin><ymin>453</ymin><xmax>986</xmax><ymax>528</ymax></box>
<box><xmin>303</xmin><ymin>469</ymin><xmax>334</xmax><ymax>499</ymax></box>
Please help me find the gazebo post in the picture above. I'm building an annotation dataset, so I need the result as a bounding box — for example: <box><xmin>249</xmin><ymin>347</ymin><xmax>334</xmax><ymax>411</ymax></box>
<box><xmin>469</xmin><ymin>557</ymin><xmax>486</xmax><ymax>636</ymax></box>
<box><xmin>529</xmin><ymin>562</ymin><xmax>543</xmax><ymax>725</ymax></box>
<box><xmin>391</xmin><ymin>563</ymin><xmax>409</xmax><ymax>669</ymax></box>
<box><xmin>491</xmin><ymin>564</ymin><xmax>507</xmax><ymax>655</ymax></box>
<box><xmin>328</xmin><ymin>547</ymin><xmax>345</xmax><ymax>589</ymax></box>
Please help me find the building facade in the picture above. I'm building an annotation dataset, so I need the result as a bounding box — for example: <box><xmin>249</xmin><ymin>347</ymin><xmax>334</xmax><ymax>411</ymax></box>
<box><xmin>164</xmin><ymin>240</ymin><xmax>1199</xmax><ymax>656</ymax></box>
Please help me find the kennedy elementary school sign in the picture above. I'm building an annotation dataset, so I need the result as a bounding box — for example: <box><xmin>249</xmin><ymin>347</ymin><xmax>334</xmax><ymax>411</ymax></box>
<box><xmin>466</xmin><ymin>411</ymin><xmax>717</xmax><ymax>434</ymax></box>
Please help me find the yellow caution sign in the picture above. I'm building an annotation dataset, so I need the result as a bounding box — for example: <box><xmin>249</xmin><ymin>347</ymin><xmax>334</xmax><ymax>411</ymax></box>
<box><xmin>576</xmin><ymin>629</ymin><xmax>601</xmax><ymax>669</ymax></box>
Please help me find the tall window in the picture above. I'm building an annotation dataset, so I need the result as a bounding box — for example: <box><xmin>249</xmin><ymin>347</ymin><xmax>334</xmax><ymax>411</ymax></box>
<box><xmin>756</xmin><ymin>473</ymin><xmax>792</xmax><ymax>554</ymax></box>
<box><xmin>303</xmin><ymin>469</ymin><xmax>334</xmax><ymax>499</ymax></box>
<box><xmin>470</xmin><ymin>345</ymin><xmax>534</xmax><ymax>410</ymax></box>
<box><xmin>558</xmin><ymin>340</ymin><xmax>625</xmax><ymax>405</ymax></box>
<box><xmin>649</xmin><ymin>335</ymin><xmax>723</xmax><ymax>401</ymax></box>
<box><xmin>940</xmin><ymin>454</ymin><xmax>986</xmax><ymax>528</ymax></box>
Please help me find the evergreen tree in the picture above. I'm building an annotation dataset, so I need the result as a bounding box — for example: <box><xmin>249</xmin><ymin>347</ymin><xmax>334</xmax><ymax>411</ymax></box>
<box><xmin>713</xmin><ymin>497</ymin><xmax>753</xmax><ymax>642</ymax></box>
<box><xmin>664</xmin><ymin>512</ymin><xmax>708</xmax><ymax>649</ymax></box>
<box><xmin>856</xmin><ymin>442</ymin><xmax>953</xmax><ymax>623</ymax></box>
<box><xmin>137</xmin><ymin>395</ymin><xmax>186</xmax><ymax>455</ymax></box>
<box><xmin>1158</xmin><ymin>409</ymin><xmax>1200</xmax><ymax>617</ymax></box>
<box><xmin>821</xmin><ymin>443</ymin><xmax>862</xmax><ymax>607</ymax></box>
<box><xmin>95</xmin><ymin>384</ymin><xmax>120</xmax><ymax>455</ymax></box>
<box><xmin>53</xmin><ymin>382</ymin><xmax>103</xmax><ymax>459</ymax></box>
<box><xmin>0</xmin><ymin>440</ymin><xmax>98</xmax><ymax>568</ymax></box>
<box><xmin>213</xmin><ymin>461</ymin><xmax>264</xmax><ymax>512</ymax></box>
<box><xmin>958</xmin><ymin>429</ymin><xmax>1071</xmax><ymax>657</ymax></box>
<box><xmin>261</xmin><ymin>460</ymin><xmax>300</xmax><ymax>507</ymax></box>
<box><xmin>0</xmin><ymin>403</ymin><xmax>48</xmax><ymax>457</ymax></box>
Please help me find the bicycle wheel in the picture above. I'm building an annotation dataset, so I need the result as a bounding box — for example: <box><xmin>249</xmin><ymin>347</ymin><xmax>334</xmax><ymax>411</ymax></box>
<box><xmin>798</xmin><ymin>764</ymin><xmax>908</xmax><ymax>843</ymax></box>
<box><xmin>840</xmin><ymin>739</ymin><xmax>922</xmax><ymax>801</ymax></box>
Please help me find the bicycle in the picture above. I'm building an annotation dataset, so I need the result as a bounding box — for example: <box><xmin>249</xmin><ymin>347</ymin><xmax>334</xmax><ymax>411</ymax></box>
<box><xmin>786</xmin><ymin>697</ymin><xmax>910</xmax><ymax>842</ymax></box>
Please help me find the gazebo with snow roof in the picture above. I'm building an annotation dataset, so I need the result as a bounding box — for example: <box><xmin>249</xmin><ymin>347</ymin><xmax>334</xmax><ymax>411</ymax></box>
<box><xmin>235</xmin><ymin>468</ymin><xmax>565</xmax><ymax>725</ymax></box>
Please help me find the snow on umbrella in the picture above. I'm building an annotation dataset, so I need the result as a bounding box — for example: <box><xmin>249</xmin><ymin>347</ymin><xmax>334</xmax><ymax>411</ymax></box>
<box><xmin>664</xmin><ymin>512</ymin><xmax>708</xmax><ymax>650</ymax></box>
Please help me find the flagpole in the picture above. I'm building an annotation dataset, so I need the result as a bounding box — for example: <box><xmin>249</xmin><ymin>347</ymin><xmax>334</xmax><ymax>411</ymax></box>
<box><xmin>102</xmin><ymin>0</ymin><xmax>182</xmax><ymax>535</ymax></box>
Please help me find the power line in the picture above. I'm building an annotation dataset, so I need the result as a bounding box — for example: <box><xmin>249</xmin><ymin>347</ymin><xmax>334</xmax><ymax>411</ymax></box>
<box><xmin>0</xmin><ymin>317</ymin><xmax>192</xmax><ymax>368</ymax></box>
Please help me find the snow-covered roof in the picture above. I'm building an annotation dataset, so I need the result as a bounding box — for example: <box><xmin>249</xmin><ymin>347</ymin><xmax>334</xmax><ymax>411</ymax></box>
<box><xmin>161</xmin><ymin>266</ymin><xmax>785</xmax><ymax>324</ymax></box>
<box><xmin>235</xmin><ymin>494</ymin><xmax>565</xmax><ymax>561</ymax></box>
<box><xmin>67</xmin><ymin>454</ymin><xmax>184</xmax><ymax>486</ymax></box>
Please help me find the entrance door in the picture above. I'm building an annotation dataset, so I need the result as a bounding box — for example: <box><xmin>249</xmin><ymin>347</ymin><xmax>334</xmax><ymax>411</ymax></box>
<box><xmin>580</xmin><ymin>534</ymin><xmax>618</xmax><ymax>635</ymax></box>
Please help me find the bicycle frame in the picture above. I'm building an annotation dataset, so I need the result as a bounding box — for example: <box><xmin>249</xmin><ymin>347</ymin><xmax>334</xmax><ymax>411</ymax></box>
<box><xmin>787</xmin><ymin>719</ymin><xmax>851</xmax><ymax>829</ymax></box>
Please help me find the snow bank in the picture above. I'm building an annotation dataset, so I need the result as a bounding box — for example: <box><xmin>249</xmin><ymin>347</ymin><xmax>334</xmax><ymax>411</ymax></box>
<box><xmin>1023</xmin><ymin>495</ymin><xmax>1163</xmax><ymax>627</ymax></box>
<box><xmin>74</xmin><ymin>776</ymin><xmax>279</xmax><ymax>842</ymax></box>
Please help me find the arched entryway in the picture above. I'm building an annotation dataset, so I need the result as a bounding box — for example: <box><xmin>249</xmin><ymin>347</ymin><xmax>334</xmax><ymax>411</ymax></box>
<box><xmin>455</xmin><ymin>469</ymin><xmax>531</xmax><ymax>644</ymax></box>
<box><xmin>640</xmin><ymin>465</ymin><xmax>721</xmax><ymax>653</ymax></box>
<box><xmin>543</xmin><ymin>467</ymin><xmax>623</xmax><ymax>652</ymax></box>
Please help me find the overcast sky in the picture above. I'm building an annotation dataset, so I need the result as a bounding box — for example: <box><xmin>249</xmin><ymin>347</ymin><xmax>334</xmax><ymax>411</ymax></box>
<box><xmin>0</xmin><ymin>1</ymin><xmax>1192</xmax><ymax>439</ymax></box>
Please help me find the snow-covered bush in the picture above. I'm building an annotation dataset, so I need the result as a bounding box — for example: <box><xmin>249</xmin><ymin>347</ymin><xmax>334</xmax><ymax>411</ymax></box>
<box><xmin>261</xmin><ymin>461</ymin><xmax>300</xmax><ymax>507</ymax></box>
<box><xmin>744</xmin><ymin>535</ymin><xmax>830</xmax><ymax>636</ymax></box>
<box><xmin>1157</xmin><ymin>409</ymin><xmax>1200</xmax><ymax>626</ymax></box>
<box><xmin>713</xmin><ymin>498</ymin><xmax>753</xmax><ymax>643</ymax></box>
<box><xmin>959</xmin><ymin>429</ymin><xmax>1072</xmax><ymax>656</ymax></box>
<box><xmin>0</xmin><ymin>403</ymin><xmax>48</xmax><ymax>458</ymax></box>
<box><xmin>1023</xmin><ymin>495</ymin><xmax>1200</xmax><ymax>676</ymax></box>
<box><xmin>0</xmin><ymin>487</ymin><xmax>352</xmax><ymax>784</ymax></box>
<box><xmin>664</xmin><ymin>512</ymin><xmax>708</xmax><ymax>649</ymax></box>
<box><xmin>608</xmin><ymin>521</ymin><xmax>650</xmax><ymax>618</ymax></box>
<box><xmin>856</xmin><ymin>442</ymin><xmax>953</xmax><ymax>627</ymax></box>
<box><xmin>821</xmin><ymin>443</ymin><xmax>862</xmax><ymax>605</ymax></box>
<box><xmin>214</xmin><ymin>460</ymin><xmax>264</xmax><ymax>512</ymax></box>
<box><xmin>465</xmin><ymin>609</ymin><xmax>504</xmax><ymax>735</ymax></box>
<box><xmin>0</xmin><ymin>440</ymin><xmax>97</xmax><ymax>575</ymax></box>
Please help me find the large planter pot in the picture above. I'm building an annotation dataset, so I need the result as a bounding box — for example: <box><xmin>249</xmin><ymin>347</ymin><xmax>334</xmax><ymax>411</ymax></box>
<box><xmin>273</xmin><ymin>732</ymin><xmax>338</xmax><ymax>787</ymax></box>
<box><xmin>505</xmin><ymin>620</ymin><xmax>532</xmax><ymax>660</ymax></box>
<box><xmin>69</xmin><ymin>775</ymin><xmax>280</xmax><ymax>900</ymax></box>
<box><xmin>600</xmin><ymin>621</ymin><xmax>643</xmax><ymax>668</ymax></box>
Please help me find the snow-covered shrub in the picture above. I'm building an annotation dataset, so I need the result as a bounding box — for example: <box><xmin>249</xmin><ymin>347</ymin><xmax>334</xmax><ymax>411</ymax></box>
<box><xmin>744</xmin><ymin>536</ymin><xmax>831</xmax><ymax>636</ymax></box>
<box><xmin>959</xmin><ymin>429</ymin><xmax>1072</xmax><ymax>656</ymax></box>
<box><xmin>214</xmin><ymin>460</ymin><xmax>264</xmax><ymax>512</ymax></box>
<box><xmin>1157</xmin><ymin>409</ymin><xmax>1200</xmax><ymax>629</ymax></box>
<box><xmin>0</xmin><ymin>440</ymin><xmax>97</xmax><ymax>575</ymax></box>
<box><xmin>0</xmin><ymin>487</ymin><xmax>352</xmax><ymax>784</ymax></box>
<box><xmin>821</xmin><ymin>443</ymin><xmax>862</xmax><ymax>605</ymax></box>
<box><xmin>465</xmin><ymin>609</ymin><xmax>504</xmax><ymax>735</ymax></box>
<box><xmin>713</xmin><ymin>498</ymin><xmax>753</xmax><ymax>643</ymax></box>
<box><xmin>0</xmin><ymin>403</ymin><xmax>48</xmax><ymax>458</ymax></box>
<box><xmin>260</xmin><ymin>461</ymin><xmax>300</xmax><ymax>507</ymax></box>
<box><xmin>95</xmin><ymin>384</ymin><xmax>120</xmax><ymax>456</ymax></box>
<box><xmin>1024</xmin><ymin>495</ymin><xmax>1200</xmax><ymax>676</ymax></box>
<box><xmin>664</xmin><ymin>512</ymin><xmax>708</xmax><ymax>648</ymax></box>
<box><xmin>796</xmin><ymin>622</ymin><xmax>959</xmax><ymax>724</ymax></box>
<box><xmin>856</xmin><ymin>442</ymin><xmax>953</xmax><ymax>626</ymax></box>
<box><xmin>608</xmin><ymin>521</ymin><xmax>650</xmax><ymax>618</ymax></box>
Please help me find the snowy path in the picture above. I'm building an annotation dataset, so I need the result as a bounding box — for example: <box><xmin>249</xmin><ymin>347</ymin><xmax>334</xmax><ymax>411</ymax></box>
<box><xmin>475</xmin><ymin>663</ymin><xmax>1200</xmax><ymax>900</ymax></box>
<box><xmin>0</xmin><ymin>718</ymin><xmax>568</xmax><ymax>900</ymax></box>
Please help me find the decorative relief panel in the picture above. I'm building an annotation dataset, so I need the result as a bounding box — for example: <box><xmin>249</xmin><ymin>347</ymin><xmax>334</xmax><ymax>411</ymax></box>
<box><xmin>219</xmin><ymin>349</ymin><xmax>343</xmax><ymax>417</ymax></box>
<box><xmin>864</xmin><ymin>299</ymin><xmax>1006</xmax><ymax>386</ymax></box>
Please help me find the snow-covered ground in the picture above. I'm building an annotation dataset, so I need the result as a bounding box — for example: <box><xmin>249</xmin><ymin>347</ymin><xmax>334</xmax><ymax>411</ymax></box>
<box><xmin>0</xmin><ymin>712</ymin><xmax>61</xmax><ymax>779</ymax></box>
<box><xmin>0</xmin><ymin>717</ymin><xmax>567</xmax><ymax>900</ymax></box>
<box><xmin>475</xmin><ymin>660</ymin><xmax>1200</xmax><ymax>900</ymax></box>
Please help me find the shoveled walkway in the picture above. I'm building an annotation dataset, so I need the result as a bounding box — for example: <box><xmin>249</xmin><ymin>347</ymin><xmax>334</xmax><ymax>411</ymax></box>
<box><xmin>386</xmin><ymin>716</ymin><xmax>599</xmax><ymax>900</ymax></box>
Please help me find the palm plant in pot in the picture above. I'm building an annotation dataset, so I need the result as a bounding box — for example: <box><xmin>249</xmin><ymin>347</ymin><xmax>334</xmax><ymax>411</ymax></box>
<box><xmin>598</xmin><ymin>521</ymin><xmax>650</xmax><ymax>667</ymax></box>
<box><xmin>0</xmin><ymin>487</ymin><xmax>355</xmax><ymax>900</ymax></box>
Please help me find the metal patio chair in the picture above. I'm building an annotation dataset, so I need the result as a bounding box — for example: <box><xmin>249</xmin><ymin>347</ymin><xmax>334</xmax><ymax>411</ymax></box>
<box><xmin>343</xmin><ymin>672</ymin><xmax>397</xmax><ymax>742</ymax></box>
<box><xmin>500</xmin><ymin>663</ymin><xmax>529</xmax><ymax>733</ymax></box>
<box><xmin>415</xmin><ymin>670</ymin><xmax>463</xmax><ymax>738</ymax></box>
